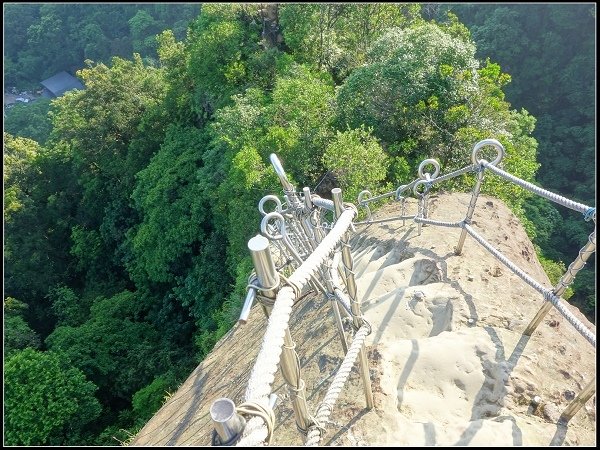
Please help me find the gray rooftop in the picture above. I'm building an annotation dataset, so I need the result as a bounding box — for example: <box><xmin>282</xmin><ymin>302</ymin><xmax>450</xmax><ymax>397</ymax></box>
<box><xmin>40</xmin><ymin>71</ymin><xmax>84</xmax><ymax>97</ymax></box>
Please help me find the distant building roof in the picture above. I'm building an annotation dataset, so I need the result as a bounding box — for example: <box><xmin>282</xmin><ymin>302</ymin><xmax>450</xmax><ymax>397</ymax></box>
<box><xmin>40</xmin><ymin>71</ymin><xmax>84</xmax><ymax>97</ymax></box>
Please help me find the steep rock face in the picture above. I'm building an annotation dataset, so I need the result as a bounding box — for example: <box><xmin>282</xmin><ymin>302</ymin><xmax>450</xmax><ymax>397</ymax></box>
<box><xmin>130</xmin><ymin>193</ymin><xmax>596</xmax><ymax>446</ymax></box>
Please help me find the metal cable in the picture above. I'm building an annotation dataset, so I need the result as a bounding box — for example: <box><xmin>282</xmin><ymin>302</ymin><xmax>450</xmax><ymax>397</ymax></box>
<box><xmin>463</xmin><ymin>224</ymin><xmax>596</xmax><ymax>347</ymax></box>
<box><xmin>312</xmin><ymin>197</ymin><xmax>335</xmax><ymax>211</ymax></box>
<box><xmin>414</xmin><ymin>217</ymin><xmax>463</xmax><ymax>228</ymax></box>
<box><xmin>429</xmin><ymin>164</ymin><xmax>478</xmax><ymax>184</ymax></box>
<box><xmin>483</xmin><ymin>163</ymin><xmax>592</xmax><ymax>215</ymax></box>
<box><xmin>305</xmin><ymin>325</ymin><xmax>371</xmax><ymax>446</ymax></box>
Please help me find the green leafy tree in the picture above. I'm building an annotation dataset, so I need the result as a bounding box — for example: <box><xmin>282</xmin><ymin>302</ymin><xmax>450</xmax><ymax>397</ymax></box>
<box><xmin>132</xmin><ymin>372</ymin><xmax>177</xmax><ymax>423</ymax></box>
<box><xmin>49</xmin><ymin>55</ymin><xmax>169</xmax><ymax>290</ymax></box>
<box><xmin>129</xmin><ymin>10</ymin><xmax>161</xmax><ymax>55</ymax></box>
<box><xmin>335</xmin><ymin>23</ymin><xmax>540</xmax><ymax>211</ymax></box>
<box><xmin>45</xmin><ymin>291</ymin><xmax>167</xmax><ymax>404</ymax></box>
<box><xmin>322</xmin><ymin>126</ymin><xmax>389</xmax><ymax>201</ymax></box>
<box><xmin>3</xmin><ymin>133</ymin><xmax>40</xmax><ymax>222</ymax></box>
<box><xmin>4</xmin><ymin>98</ymin><xmax>53</xmax><ymax>144</ymax></box>
<box><xmin>4</xmin><ymin>348</ymin><xmax>101</xmax><ymax>445</ymax></box>
<box><xmin>127</xmin><ymin>125</ymin><xmax>210</xmax><ymax>285</ymax></box>
<box><xmin>279</xmin><ymin>4</ymin><xmax>422</xmax><ymax>79</ymax></box>
<box><xmin>4</xmin><ymin>298</ymin><xmax>41</xmax><ymax>355</ymax></box>
<box><xmin>4</xmin><ymin>4</ymin><xmax>198</xmax><ymax>88</ymax></box>
<box><xmin>4</xmin><ymin>134</ymin><xmax>80</xmax><ymax>337</ymax></box>
<box><xmin>186</xmin><ymin>4</ymin><xmax>259</xmax><ymax>120</ymax></box>
<box><xmin>266</xmin><ymin>64</ymin><xmax>336</xmax><ymax>184</ymax></box>
<box><xmin>48</xmin><ymin>285</ymin><xmax>90</xmax><ymax>327</ymax></box>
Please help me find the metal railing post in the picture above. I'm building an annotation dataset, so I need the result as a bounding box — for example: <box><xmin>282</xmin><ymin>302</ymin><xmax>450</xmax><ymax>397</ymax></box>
<box><xmin>270</xmin><ymin>153</ymin><xmax>301</xmax><ymax>207</ymax></box>
<box><xmin>455</xmin><ymin>168</ymin><xmax>484</xmax><ymax>255</ymax></box>
<box><xmin>210</xmin><ymin>398</ymin><xmax>245</xmax><ymax>445</ymax></box>
<box><xmin>456</xmin><ymin>140</ymin><xmax>504</xmax><ymax>255</ymax></box>
<box><xmin>524</xmin><ymin>228</ymin><xmax>596</xmax><ymax>336</ymax></box>
<box><xmin>248</xmin><ymin>235</ymin><xmax>312</xmax><ymax>434</ymax></box>
<box><xmin>559</xmin><ymin>377</ymin><xmax>596</xmax><ymax>423</ymax></box>
<box><xmin>331</xmin><ymin>188</ymin><xmax>374</xmax><ymax>409</ymax></box>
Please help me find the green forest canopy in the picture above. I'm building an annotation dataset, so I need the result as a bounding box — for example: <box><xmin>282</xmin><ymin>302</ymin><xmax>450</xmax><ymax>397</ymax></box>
<box><xmin>3</xmin><ymin>3</ymin><xmax>595</xmax><ymax>446</ymax></box>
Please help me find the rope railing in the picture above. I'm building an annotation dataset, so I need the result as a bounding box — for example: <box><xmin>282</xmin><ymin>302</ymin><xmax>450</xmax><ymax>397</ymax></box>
<box><xmin>305</xmin><ymin>325</ymin><xmax>371</xmax><ymax>446</ymax></box>
<box><xmin>238</xmin><ymin>209</ymin><xmax>356</xmax><ymax>446</ymax></box>
<box><xmin>212</xmin><ymin>139</ymin><xmax>595</xmax><ymax>446</ymax></box>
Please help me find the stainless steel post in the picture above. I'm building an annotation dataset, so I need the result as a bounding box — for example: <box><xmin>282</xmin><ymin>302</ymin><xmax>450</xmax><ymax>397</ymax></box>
<box><xmin>329</xmin><ymin>294</ymin><xmax>348</xmax><ymax>353</ymax></box>
<box><xmin>524</xmin><ymin>229</ymin><xmax>596</xmax><ymax>336</ymax></box>
<box><xmin>304</xmin><ymin>186</ymin><xmax>347</xmax><ymax>352</ymax></box>
<box><xmin>270</xmin><ymin>153</ymin><xmax>301</xmax><ymax>207</ymax></box>
<box><xmin>455</xmin><ymin>168</ymin><xmax>484</xmax><ymax>255</ymax></box>
<box><xmin>249</xmin><ymin>235</ymin><xmax>279</xmax><ymax>296</ymax></box>
<box><xmin>210</xmin><ymin>398</ymin><xmax>245</xmax><ymax>445</ymax></box>
<box><xmin>238</xmin><ymin>288</ymin><xmax>256</xmax><ymax>325</ymax></box>
<box><xmin>331</xmin><ymin>188</ymin><xmax>374</xmax><ymax>409</ymax></box>
<box><xmin>248</xmin><ymin>235</ymin><xmax>312</xmax><ymax>434</ymax></box>
<box><xmin>559</xmin><ymin>377</ymin><xmax>596</xmax><ymax>423</ymax></box>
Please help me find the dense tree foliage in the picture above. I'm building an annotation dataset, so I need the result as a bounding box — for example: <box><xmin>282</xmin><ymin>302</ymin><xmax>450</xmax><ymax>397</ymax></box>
<box><xmin>4</xmin><ymin>98</ymin><xmax>53</xmax><ymax>144</ymax></box>
<box><xmin>3</xmin><ymin>4</ymin><xmax>594</xmax><ymax>446</ymax></box>
<box><xmin>4</xmin><ymin>298</ymin><xmax>41</xmax><ymax>355</ymax></box>
<box><xmin>4</xmin><ymin>349</ymin><xmax>102</xmax><ymax>445</ymax></box>
<box><xmin>4</xmin><ymin>4</ymin><xmax>199</xmax><ymax>88</ymax></box>
<box><xmin>441</xmin><ymin>3</ymin><xmax>596</xmax><ymax>316</ymax></box>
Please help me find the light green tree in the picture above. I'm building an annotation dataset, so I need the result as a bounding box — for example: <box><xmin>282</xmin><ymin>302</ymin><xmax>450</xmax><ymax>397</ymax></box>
<box><xmin>4</xmin><ymin>348</ymin><xmax>101</xmax><ymax>445</ymax></box>
<box><xmin>322</xmin><ymin>126</ymin><xmax>389</xmax><ymax>201</ymax></box>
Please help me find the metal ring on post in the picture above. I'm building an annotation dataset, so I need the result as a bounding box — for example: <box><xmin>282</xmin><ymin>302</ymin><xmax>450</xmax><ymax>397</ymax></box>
<box><xmin>258</xmin><ymin>195</ymin><xmax>283</xmax><ymax>216</ymax></box>
<box><xmin>357</xmin><ymin>190</ymin><xmax>373</xmax><ymax>222</ymax></box>
<box><xmin>395</xmin><ymin>185</ymin><xmax>408</xmax><ymax>201</ymax></box>
<box><xmin>261</xmin><ymin>212</ymin><xmax>286</xmax><ymax>241</ymax></box>
<box><xmin>418</xmin><ymin>158</ymin><xmax>440</xmax><ymax>180</ymax></box>
<box><xmin>413</xmin><ymin>179</ymin><xmax>430</xmax><ymax>197</ymax></box>
<box><xmin>471</xmin><ymin>139</ymin><xmax>505</xmax><ymax>166</ymax></box>
<box><xmin>357</xmin><ymin>190</ymin><xmax>373</xmax><ymax>206</ymax></box>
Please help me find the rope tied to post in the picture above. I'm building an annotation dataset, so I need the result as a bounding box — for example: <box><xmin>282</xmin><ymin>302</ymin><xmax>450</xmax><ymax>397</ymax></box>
<box><xmin>278</xmin><ymin>273</ymin><xmax>302</xmax><ymax>299</ymax></box>
<box><xmin>236</xmin><ymin>401</ymin><xmax>276</xmax><ymax>445</ymax></box>
<box><xmin>247</xmin><ymin>272</ymin><xmax>280</xmax><ymax>308</ymax></box>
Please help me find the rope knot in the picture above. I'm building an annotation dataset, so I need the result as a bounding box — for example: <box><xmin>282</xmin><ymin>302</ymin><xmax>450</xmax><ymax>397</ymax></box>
<box><xmin>236</xmin><ymin>401</ymin><xmax>276</xmax><ymax>446</ymax></box>
<box><xmin>279</xmin><ymin>273</ymin><xmax>302</xmax><ymax>299</ymax></box>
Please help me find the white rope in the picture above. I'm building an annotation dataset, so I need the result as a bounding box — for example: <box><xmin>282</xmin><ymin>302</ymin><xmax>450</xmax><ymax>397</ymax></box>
<box><xmin>305</xmin><ymin>325</ymin><xmax>371</xmax><ymax>446</ymax></box>
<box><xmin>234</xmin><ymin>149</ymin><xmax>596</xmax><ymax>446</ymax></box>
<box><xmin>236</xmin><ymin>401</ymin><xmax>276</xmax><ymax>446</ymax></box>
<box><xmin>463</xmin><ymin>224</ymin><xmax>596</xmax><ymax>347</ymax></box>
<box><xmin>483</xmin><ymin>162</ymin><xmax>592</xmax><ymax>214</ymax></box>
<box><xmin>239</xmin><ymin>209</ymin><xmax>356</xmax><ymax>446</ymax></box>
